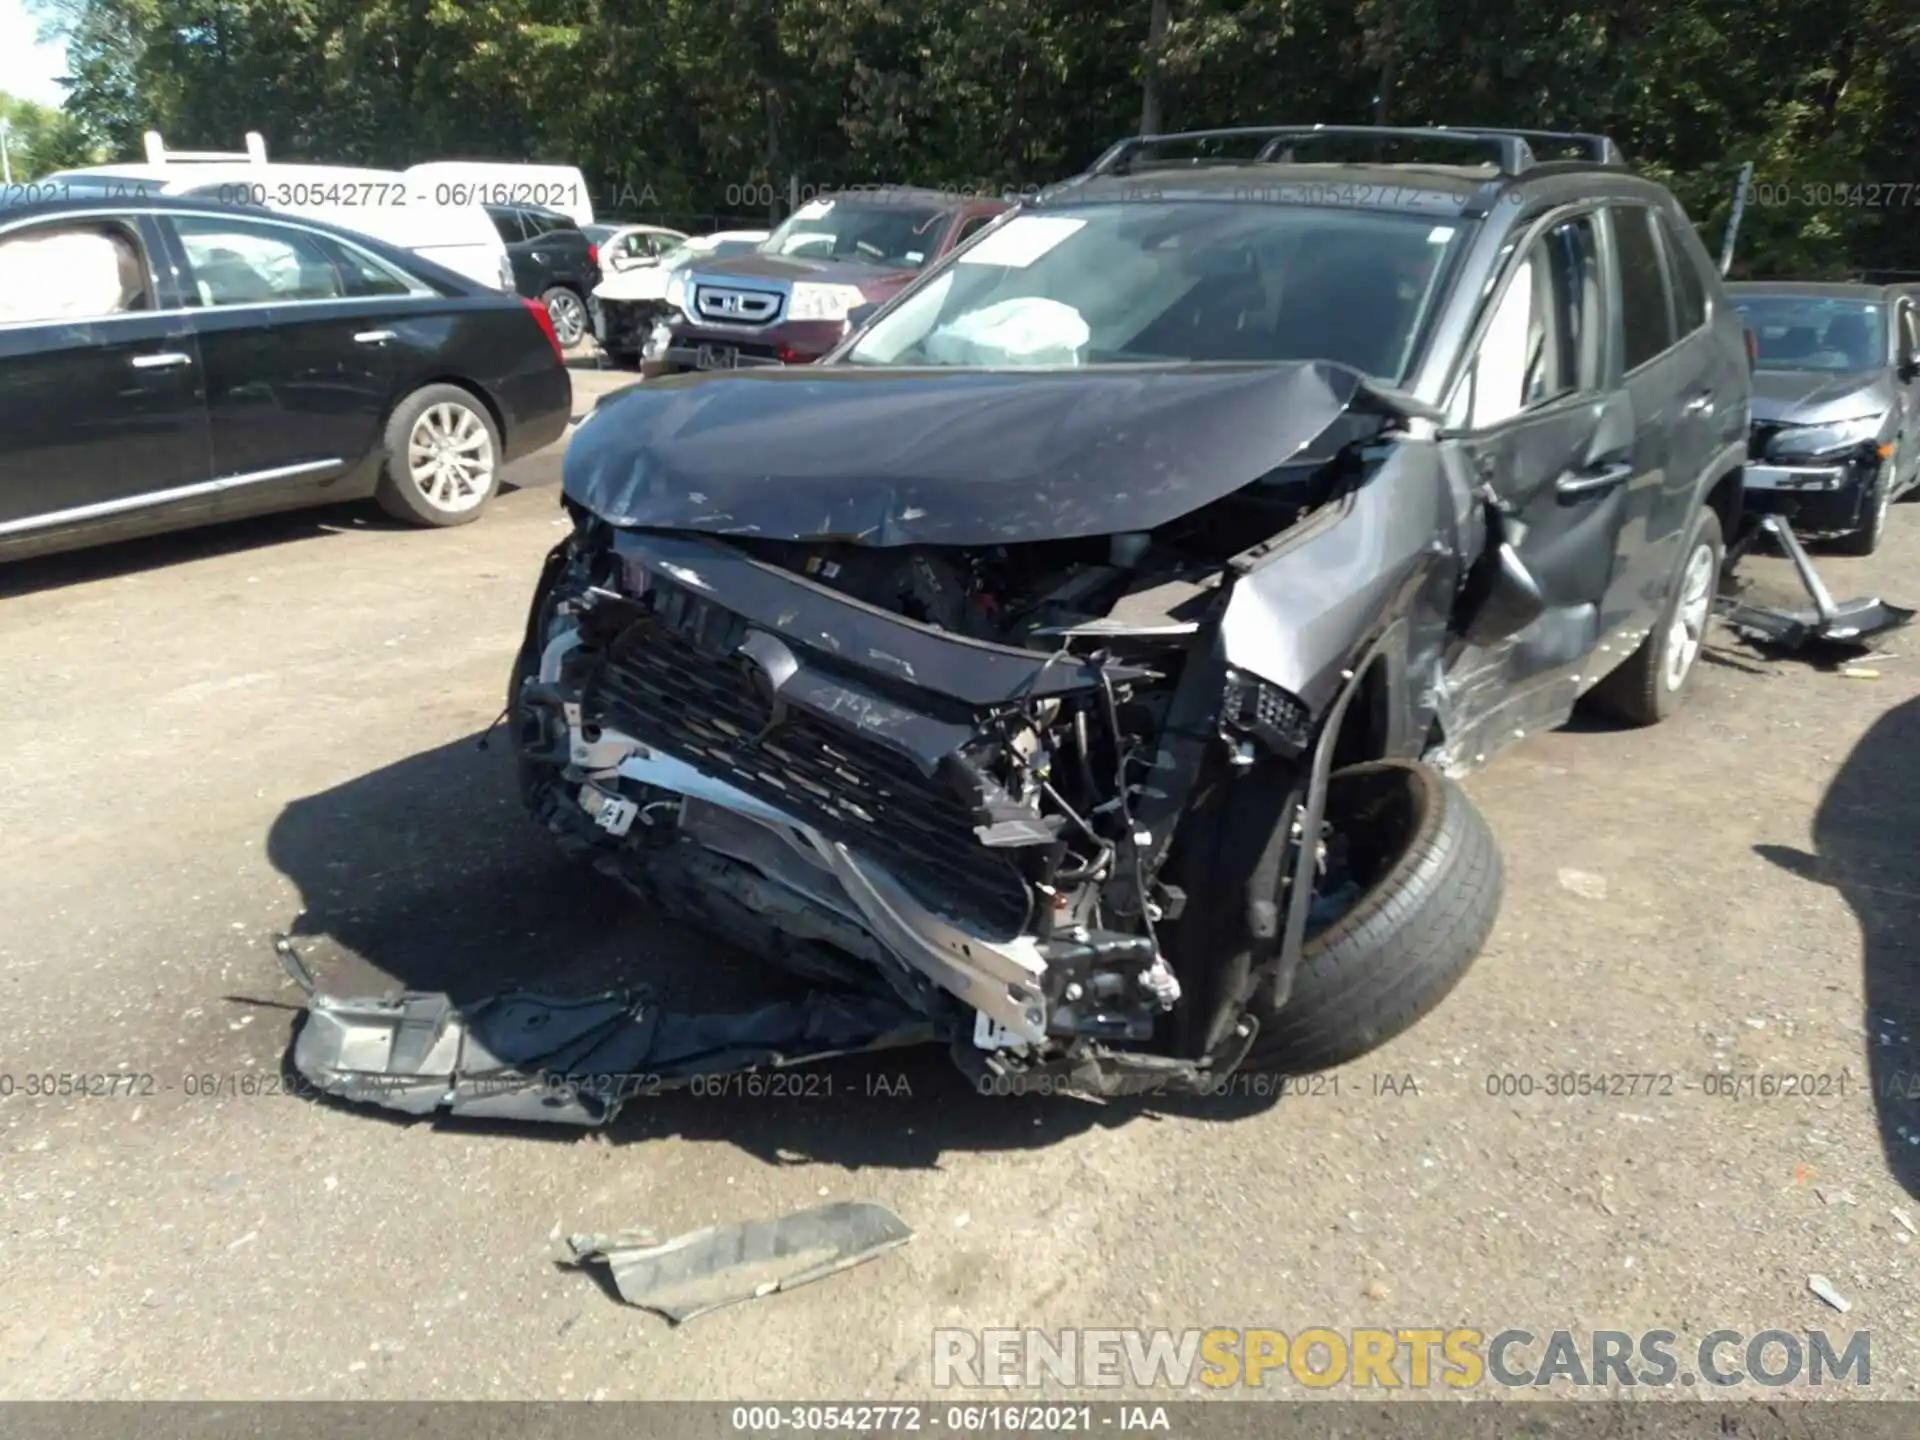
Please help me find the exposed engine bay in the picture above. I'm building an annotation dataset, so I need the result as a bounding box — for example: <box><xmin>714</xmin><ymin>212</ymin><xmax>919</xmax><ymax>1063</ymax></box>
<box><xmin>501</xmin><ymin>443</ymin><xmax>1358</xmax><ymax>1090</ymax></box>
<box><xmin>288</xmin><ymin>359</ymin><xmax>1510</xmax><ymax>1118</ymax></box>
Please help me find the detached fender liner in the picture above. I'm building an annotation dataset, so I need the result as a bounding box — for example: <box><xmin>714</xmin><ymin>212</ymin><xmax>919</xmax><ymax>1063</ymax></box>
<box><xmin>287</xmin><ymin>976</ymin><xmax>939</xmax><ymax>1126</ymax></box>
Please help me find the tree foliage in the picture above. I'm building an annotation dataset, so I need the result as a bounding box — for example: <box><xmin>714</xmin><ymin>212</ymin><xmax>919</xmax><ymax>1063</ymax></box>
<box><xmin>25</xmin><ymin>0</ymin><xmax>1920</xmax><ymax>276</ymax></box>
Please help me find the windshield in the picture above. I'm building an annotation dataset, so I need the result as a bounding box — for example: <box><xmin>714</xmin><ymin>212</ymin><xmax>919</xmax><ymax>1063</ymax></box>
<box><xmin>761</xmin><ymin>198</ymin><xmax>950</xmax><ymax>269</ymax></box>
<box><xmin>846</xmin><ymin>202</ymin><xmax>1470</xmax><ymax>377</ymax></box>
<box><xmin>1730</xmin><ymin>294</ymin><xmax>1887</xmax><ymax>372</ymax></box>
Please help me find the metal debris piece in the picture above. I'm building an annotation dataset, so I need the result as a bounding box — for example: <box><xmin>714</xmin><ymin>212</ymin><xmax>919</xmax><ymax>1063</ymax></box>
<box><xmin>1807</xmin><ymin>1274</ymin><xmax>1852</xmax><ymax>1313</ymax></box>
<box><xmin>1839</xmin><ymin>667</ymin><xmax>1881</xmax><ymax>680</ymax></box>
<box><xmin>1893</xmin><ymin>1208</ymin><xmax>1917</xmax><ymax>1237</ymax></box>
<box><xmin>561</xmin><ymin>1201</ymin><xmax>914</xmax><ymax>1323</ymax></box>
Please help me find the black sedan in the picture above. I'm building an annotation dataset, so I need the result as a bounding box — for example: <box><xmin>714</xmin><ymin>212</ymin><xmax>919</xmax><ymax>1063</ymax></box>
<box><xmin>1727</xmin><ymin>281</ymin><xmax>1920</xmax><ymax>555</ymax></box>
<box><xmin>1</xmin><ymin>194</ymin><xmax>573</xmax><ymax>564</ymax></box>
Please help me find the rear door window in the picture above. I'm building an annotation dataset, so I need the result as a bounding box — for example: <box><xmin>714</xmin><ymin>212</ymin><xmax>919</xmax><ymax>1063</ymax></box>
<box><xmin>488</xmin><ymin>208</ymin><xmax>525</xmax><ymax>244</ymax></box>
<box><xmin>1612</xmin><ymin>206</ymin><xmax>1676</xmax><ymax>370</ymax></box>
<box><xmin>172</xmin><ymin>215</ymin><xmax>346</xmax><ymax>305</ymax></box>
<box><xmin>320</xmin><ymin>235</ymin><xmax>425</xmax><ymax>298</ymax></box>
<box><xmin>1658</xmin><ymin>213</ymin><xmax>1708</xmax><ymax>336</ymax></box>
<box><xmin>0</xmin><ymin>220</ymin><xmax>154</xmax><ymax>324</ymax></box>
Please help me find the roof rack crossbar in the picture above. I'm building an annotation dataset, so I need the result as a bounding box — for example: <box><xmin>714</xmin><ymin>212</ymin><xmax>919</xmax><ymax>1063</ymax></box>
<box><xmin>1087</xmin><ymin>123</ymin><xmax>1627</xmax><ymax>179</ymax></box>
<box><xmin>1248</xmin><ymin>126</ymin><xmax>1532</xmax><ymax>173</ymax></box>
<box><xmin>142</xmin><ymin>130</ymin><xmax>270</xmax><ymax>167</ymax></box>
<box><xmin>1088</xmin><ymin>125</ymin><xmax>1534</xmax><ymax>178</ymax></box>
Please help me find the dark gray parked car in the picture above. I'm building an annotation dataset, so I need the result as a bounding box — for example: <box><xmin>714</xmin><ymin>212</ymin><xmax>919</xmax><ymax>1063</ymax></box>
<box><xmin>1726</xmin><ymin>281</ymin><xmax>1920</xmax><ymax>555</ymax></box>
<box><xmin>313</xmin><ymin>126</ymin><xmax>1752</xmax><ymax>1116</ymax></box>
<box><xmin>487</xmin><ymin>203</ymin><xmax>601</xmax><ymax>348</ymax></box>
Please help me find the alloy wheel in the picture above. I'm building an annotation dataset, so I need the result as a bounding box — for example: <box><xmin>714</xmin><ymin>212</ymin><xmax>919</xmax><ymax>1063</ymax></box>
<box><xmin>407</xmin><ymin>402</ymin><xmax>495</xmax><ymax>514</ymax></box>
<box><xmin>1662</xmin><ymin>540</ymin><xmax>1716</xmax><ymax>691</ymax></box>
<box><xmin>547</xmin><ymin>290</ymin><xmax>588</xmax><ymax>347</ymax></box>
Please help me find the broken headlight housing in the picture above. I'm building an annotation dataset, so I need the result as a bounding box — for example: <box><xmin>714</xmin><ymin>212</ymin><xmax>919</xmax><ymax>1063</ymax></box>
<box><xmin>1220</xmin><ymin>669</ymin><xmax>1312</xmax><ymax>756</ymax></box>
<box><xmin>1766</xmin><ymin>413</ymin><xmax>1888</xmax><ymax>463</ymax></box>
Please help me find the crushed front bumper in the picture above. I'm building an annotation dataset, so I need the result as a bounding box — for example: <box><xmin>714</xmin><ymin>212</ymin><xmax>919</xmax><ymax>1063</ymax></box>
<box><xmin>591</xmin><ymin>296</ymin><xmax>666</xmax><ymax>360</ymax></box>
<box><xmin>512</xmin><ymin>529</ymin><xmax>1194</xmax><ymax>1055</ymax></box>
<box><xmin>1740</xmin><ymin>459</ymin><xmax>1877</xmax><ymax>533</ymax></box>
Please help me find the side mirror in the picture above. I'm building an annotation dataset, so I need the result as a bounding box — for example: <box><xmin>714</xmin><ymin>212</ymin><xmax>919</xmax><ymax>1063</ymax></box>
<box><xmin>1898</xmin><ymin>348</ymin><xmax>1920</xmax><ymax>381</ymax></box>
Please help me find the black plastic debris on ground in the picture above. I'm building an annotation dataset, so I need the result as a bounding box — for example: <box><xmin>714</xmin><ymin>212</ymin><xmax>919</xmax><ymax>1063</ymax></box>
<box><xmin>278</xmin><ymin>937</ymin><xmax>939</xmax><ymax>1127</ymax></box>
<box><xmin>560</xmin><ymin>1202</ymin><xmax>915</xmax><ymax>1323</ymax></box>
<box><xmin>1717</xmin><ymin>515</ymin><xmax>1915</xmax><ymax>657</ymax></box>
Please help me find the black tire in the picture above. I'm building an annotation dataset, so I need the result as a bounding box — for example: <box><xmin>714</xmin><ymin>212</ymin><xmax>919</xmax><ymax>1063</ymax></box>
<box><xmin>1830</xmin><ymin>462</ymin><xmax>1891</xmax><ymax>556</ymax></box>
<box><xmin>1585</xmin><ymin>504</ymin><xmax>1723</xmax><ymax>726</ymax></box>
<box><xmin>374</xmin><ymin>384</ymin><xmax>504</xmax><ymax>527</ymax></box>
<box><xmin>1243</xmin><ymin>759</ymin><xmax>1503</xmax><ymax>1074</ymax></box>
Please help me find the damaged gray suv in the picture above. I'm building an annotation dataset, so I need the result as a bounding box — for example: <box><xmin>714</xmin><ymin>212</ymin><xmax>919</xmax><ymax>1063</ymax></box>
<box><xmin>481</xmin><ymin>127</ymin><xmax>1753</xmax><ymax>1107</ymax></box>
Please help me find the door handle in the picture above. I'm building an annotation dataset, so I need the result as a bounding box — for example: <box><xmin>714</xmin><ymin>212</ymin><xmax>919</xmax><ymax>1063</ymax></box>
<box><xmin>1556</xmin><ymin>460</ymin><xmax>1634</xmax><ymax>497</ymax></box>
<box><xmin>130</xmin><ymin>351</ymin><xmax>193</xmax><ymax>370</ymax></box>
<box><xmin>353</xmin><ymin>330</ymin><xmax>397</xmax><ymax>345</ymax></box>
<box><xmin>1682</xmin><ymin>392</ymin><xmax>1714</xmax><ymax>415</ymax></box>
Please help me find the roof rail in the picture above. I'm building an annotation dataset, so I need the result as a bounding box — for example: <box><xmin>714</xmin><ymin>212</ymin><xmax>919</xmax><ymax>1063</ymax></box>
<box><xmin>142</xmin><ymin>130</ymin><xmax>270</xmax><ymax>166</ymax></box>
<box><xmin>1088</xmin><ymin>125</ymin><xmax>1532</xmax><ymax>178</ymax></box>
<box><xmin>1087</xmin><ymin>124</ymin><xmax>1627</xmax><ymax>179</ymax></box>
<box><xmin>1447</xmin><ymin>127</ymin><xmax>1627</xmax><ymax>167</ymax></box>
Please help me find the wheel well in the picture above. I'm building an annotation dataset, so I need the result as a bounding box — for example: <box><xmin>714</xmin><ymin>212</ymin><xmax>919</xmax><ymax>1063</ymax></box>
<box><xmin>392</xmin><ymin>378</ymin><xmax>507</xmax><ymax>449</ymax></box>
<box><xmin>1330</xmin><ymin>653</ymin><xmax>1392</xmax><ymax>771</ymax></box>
<box><xmin>1704</xmin><ymin>466</ymin><xmax>1743</xmax><ymax>544</ymax></box>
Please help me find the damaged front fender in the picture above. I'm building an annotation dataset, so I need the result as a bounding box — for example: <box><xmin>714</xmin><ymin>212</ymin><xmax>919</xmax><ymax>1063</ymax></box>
<box><xmin>1217</xmin><ymin>431</ymin><xmax>1478</xmax><ymax>722</ymax></box>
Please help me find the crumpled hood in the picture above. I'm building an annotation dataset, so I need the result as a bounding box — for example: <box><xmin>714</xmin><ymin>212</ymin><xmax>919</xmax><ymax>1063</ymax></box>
<box><xmin>563</xmin><ymin>362</ymin><xmax>1407</xmax><ymax>547</ymax></box>
<box><xmin>1751</xmin><ymin>367</ymin><xmax>1896</xmax><ymax>424</ymax></box>
<box><xmin>688</xmin><ymin>252</ymin><xmax>909</xmax><ymax>294</ymax></box>
<box><xmin>593</xmin><ymin>263</ymin><xmax>673</xmax><ymax>303</ymax></box>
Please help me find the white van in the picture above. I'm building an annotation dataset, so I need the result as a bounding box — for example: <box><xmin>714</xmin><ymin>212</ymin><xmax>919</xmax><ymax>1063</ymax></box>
<box><xmin>403</xmin><ymin>161</ymin><xmax>596</xmax><ymax>227</ymax></box>
<box><xmin>40</xmin><ymin>132</ymin><xmax>515</xmax><ymax>292</ymax></box>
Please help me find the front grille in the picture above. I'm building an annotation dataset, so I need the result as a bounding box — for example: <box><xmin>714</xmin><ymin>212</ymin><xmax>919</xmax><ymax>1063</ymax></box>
<box><xmin>585</xmin><ymin>598</ymin><xmax>1032</xmax><ymax>938</ymax></box>
<box><xmin>694</xmin><ymin>284</ymin><xmax>782</xmax><ymax>326</ymax></box>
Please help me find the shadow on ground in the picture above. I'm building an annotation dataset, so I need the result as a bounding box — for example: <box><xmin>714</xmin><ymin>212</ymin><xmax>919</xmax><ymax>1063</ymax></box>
<box><xmin>1757</xmin><ymin>693</ymin><xmax>1920</xmax><ymax>1199</ymax></box>
<box><xmin>0</xmin><ymin>449</ymin><xmax>560</xmax><ymax>600</ymax></box>
<box><xmin>0</xmin><ymin>505</ymin><xmax>386</xmax><ymax>600</ymax></box>
<box><xmin>266</xmin><ymin>731</ymin><xmax>1281</xmax><ymax>1169</ymax></box>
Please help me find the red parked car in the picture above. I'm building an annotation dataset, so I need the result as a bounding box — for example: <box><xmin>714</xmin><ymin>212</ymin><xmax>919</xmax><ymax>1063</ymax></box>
<box><xmin>642</xmin><ymin>187</ymin><xmax>1009</xmax><ymax>376</ymax></box>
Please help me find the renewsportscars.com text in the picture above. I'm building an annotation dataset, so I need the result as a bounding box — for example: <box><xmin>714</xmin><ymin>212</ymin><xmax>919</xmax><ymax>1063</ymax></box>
<box><xmin>932</xmin><ymin>1327</ymin><xmax>1872</xmax><ymax>1391</ymax></box>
